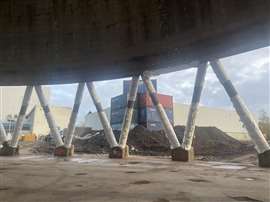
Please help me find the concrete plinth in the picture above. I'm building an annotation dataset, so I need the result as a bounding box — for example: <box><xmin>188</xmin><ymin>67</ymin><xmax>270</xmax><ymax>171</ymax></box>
<box><xmin>109</xmin><ymin>146</ymin><xmax>129</xmax><ymax>159</ymax></box>
<box><xmin>0</xmin><ymin>142</ymin><xmax>19</xmax><ymax>156</ymax></box>
<box><xmin>54</xmin><ymin>145</ymin><xmax>74</xmax><ymax>157</ymax></box>
<box><xmin>171</xmin><ymin>147</ymin><xmax>194</xmax><ymax>161</ymax></box>
<box><xmin>258</xmin><ymin>150</ymin><xmax>270</xmax><ymax>168</ymax></box>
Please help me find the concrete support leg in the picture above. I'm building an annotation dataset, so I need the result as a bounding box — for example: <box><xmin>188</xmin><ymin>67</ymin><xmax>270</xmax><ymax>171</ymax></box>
<box><xmin>210</xmin><ymin>60</ymin><xmax>270</xmax><ymax>167</ymax></box>
<box><xmin>11</xmin><ymin>86</ymin><xmax>33</xmax><ymax>148</ymax></box>
<box><xmin>142</xmin><ymin>72</ymin><xmax>182</xmax><ymax>160</ymax></box>
<box><xmin>86</xmin><ymin>82</ymin><xmax>119</xmax><ymax>157</ymax></box>
<box><xmin>54</xmin><ymin>145</ymin><xmax>75</xmax><ymax>157</ymax></box>
<box><xmin>0</xmin><ymin>121</ymin><xmax>8</xmax><ymax>143</ymax></box>
<box><xmin>117</xmin><ymin>76</ymin><xmax>139</xmax><ymax>158</ymax></box>
<box><xmin>60</xmin><ymin>83</ymin><xmax>85</xmax><ymax>157</ymax></box>
<box><xmin>35</xmin><ymin>85</ymin><xmax>64</xmax><ymax>155</ymax></box>
<box><xmin>0</xmin><ymin>86</ymin><xmax>33</xmax><ymax>156</ymax></box>
<box><xmin>171</xmin><ymin>147</ymin><xmax>195</xmax><ymax>162</ymax></box>
<box><xmin>0</xmin><ymin>121</ymin><xmax>14</xmax><ymax>156</ymax></box>
<box><xmin>180</xmin><ymin>62</ymin><xmax>208</xmax><ymax>161</ymax></box>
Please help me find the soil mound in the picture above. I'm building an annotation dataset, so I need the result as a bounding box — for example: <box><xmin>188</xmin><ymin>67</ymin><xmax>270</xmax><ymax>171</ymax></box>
<box><xmin>72</xmin><ymin>125</ymin><xmax>254</xmax><ymax>156</ymax></box>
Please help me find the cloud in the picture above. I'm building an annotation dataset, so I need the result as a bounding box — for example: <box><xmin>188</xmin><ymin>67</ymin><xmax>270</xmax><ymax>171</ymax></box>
<box><xmin>49</xmin><ymin>47</ymin><xmax>270</xmax><ymax>121</ymax></box>
<box><xmin>49</xmin><ymin>78</ymin><xmax>128</xmax><ymax>122</ymax></box>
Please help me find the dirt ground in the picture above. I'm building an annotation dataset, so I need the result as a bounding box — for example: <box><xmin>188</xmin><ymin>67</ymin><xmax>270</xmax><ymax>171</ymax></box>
<box><xmin>0</xmin><ymin>152</ymin><xmax>269</xmax><ymax>202</ymax></box>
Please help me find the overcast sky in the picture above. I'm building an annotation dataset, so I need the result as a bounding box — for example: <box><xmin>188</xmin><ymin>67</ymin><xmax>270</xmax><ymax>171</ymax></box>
<box><xmin>49</xmin><ymin>47</ymin><xmax>270</xmax><ymax>121</ymax></box>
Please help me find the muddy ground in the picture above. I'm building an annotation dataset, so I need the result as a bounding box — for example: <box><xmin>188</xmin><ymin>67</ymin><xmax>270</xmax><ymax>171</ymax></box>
<box><xmin>0</xmin><ymin>152</ymin><xmax>269</xmax><ymax>202</ymax></box>
<box><xmin>17</xmin><ymin>127</ymin><xmax>269</xmax><ymax>202</ymax></box>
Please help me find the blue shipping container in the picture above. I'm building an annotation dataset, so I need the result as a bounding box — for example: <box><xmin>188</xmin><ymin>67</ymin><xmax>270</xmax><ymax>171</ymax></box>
<box><xmin>111</xmin><ymin>123</ymin><xmax>138</xmax><ymax>130</ymax></box>
<box><xmin>111</xmin><ymin>95</ymin><xmax>127</xmax><ymax>110</ymax></box>
<box><xmin>147</xmin><ymin>122</ymin><xmax>163</xmax><ymax>131</ymax></box>
<box><xmin>111</xmin><ymin>94</ymin><xmax>138</xmax><ymax>110</ymax></box>
<box><xmin>138</xmin><ymin>107</ymin><xmax>174</xmax><ymax>123</ymax></box>
<box><xmin>139</xmin><ymin>121</ymin><xmax>174</xmax><ymax>131</ymax></box>
<box><xmin>110</xmin><ymin>108</ymin><xmax>138</xmax><ymax>125</ymax></box>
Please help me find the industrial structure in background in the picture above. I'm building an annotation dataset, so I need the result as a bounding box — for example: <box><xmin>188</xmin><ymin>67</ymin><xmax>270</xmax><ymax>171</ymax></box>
<box><xmin>83</xmin><ymin>79</ymin><xmax>249</xmax><ymax>141</ymax></box>
<box><xmin>0</xmin><ymin>86</ymin><xmax>71</xmax><ymax>140</ymax></box>
<box><xmin>111</xmin><ymin>80</ymin><xmax>174</xmax><ymax>130</ymax></box>
<box><xmin>0</xmin><ymin>86</ymin><xmax>50</xmax><ymax>121</ymax></box>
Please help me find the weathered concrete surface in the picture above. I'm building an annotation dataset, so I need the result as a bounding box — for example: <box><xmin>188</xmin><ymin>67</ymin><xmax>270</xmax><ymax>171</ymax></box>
<box><xmin>109</xmin><ymin>146</ymin><xmax>129</xmax><ymax>159</ymax></box>
<box><xmin>54</xmin><ymin>145</ymin><xmax>74</xmax><ymax>157</ymax></box>
<box><xmin>0</xmin><ymin>154</ymin><xmax>269</xmax><ymax>202</ymax></box>
<box><xmin>0</xmin><ymin>0</ymin><xmax>269</xmax><ymax>85</ymax></box>
<box><xmin>171</xmin><ymin>147</ymin><xmax>194</xmax><ymax>161</ymax></box>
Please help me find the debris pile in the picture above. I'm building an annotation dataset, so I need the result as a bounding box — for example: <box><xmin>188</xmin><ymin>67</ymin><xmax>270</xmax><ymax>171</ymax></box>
<box><xmin>73</xmin><ymin>125</ymin><xmax>254</xmax><ymax>156</ymax></box>
<box><xmin>74</xmin><ymin>130</ymin><xmax>112</xmax><ymax>154</ymax></box>
<box><xmin>174</xmin><ymin>126</ymin><xmax>252</xmax><ymax>156</ymax></box>
<box><xmin>34</xmin><ymin>125</ymin><xmax>255</xmax><ymax>157</ymax></box>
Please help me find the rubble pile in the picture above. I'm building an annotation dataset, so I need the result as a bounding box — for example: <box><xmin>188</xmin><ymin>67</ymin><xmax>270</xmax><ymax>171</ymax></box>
<box><xmin>34</xmin><ymin>125</ymin><xmax>254</xmax><ymax>157</ymax></box>
<box><xmin>174</xmin><ymin>126</ymin><xmax>252</xmax><ymax>156</ymax></box>
<box><xmin>73</xmin><ymin>125</ymin><xmax>253</xmax><ymax>156</ymax></box>
<box><xmin>74</xmin><ymin>130</ymin><xmax>112</xmax><ymax>154</ymax></box>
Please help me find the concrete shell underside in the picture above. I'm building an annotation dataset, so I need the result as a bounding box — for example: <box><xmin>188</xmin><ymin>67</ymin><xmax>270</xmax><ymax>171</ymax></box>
<box><xmin>0</xmin><ymin>0</ymin><xmax>269</xmax><ymax>85</ymax></box>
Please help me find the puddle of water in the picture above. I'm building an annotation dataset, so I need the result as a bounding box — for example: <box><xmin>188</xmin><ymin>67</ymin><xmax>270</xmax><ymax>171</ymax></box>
<box><xmin>69</xmin><ymin>158</ymin><xmax>121</xmax><ymax>167</ymax></box>
<box><xmin>196</xmin><ymin>162</ymin><xmax>246</xmax><ymax>170</ymax></box>
<box><xmin>244</xmin><ymin>178</ymin><xmax>255</xmax><ymax>181</ymax></box>
<box><xmin>17</xmin><ymin>156</ymin><xmax>41</xmax><ymax>160</ymax></box>
<box><xmin>207</xmin><ymin>161</ymin><xmax>226</xmax><ymax>165</ymax></box>
<box><xmin>70</xmin><ymin>158</ymin><xmax>101</xmax><ymax>164</ymax></box>
<box><xmin>211</xmin><ymin>165</ymin><xmax>246</xmax><ymax>170</ymax></box>
<box><xmin>16</xmin><ymin>155</ymin><xmax>55</xmax><ymax>161</ymax></box>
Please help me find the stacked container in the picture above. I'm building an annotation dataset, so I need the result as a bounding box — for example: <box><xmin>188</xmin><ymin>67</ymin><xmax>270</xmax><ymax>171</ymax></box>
<box><xmin>137</xmin><ymin>93</ymin><xmax>174</xmax><ymax>130</ymax></box>
<box><xmin>110</xmin><ymin>79</ymin><xmax>174</xmax><ymax>131</ymax></box>
<box><xmin>110</xmin><ymin>94</ymin><xmax>138</xmax><ymax>130</ymax></box>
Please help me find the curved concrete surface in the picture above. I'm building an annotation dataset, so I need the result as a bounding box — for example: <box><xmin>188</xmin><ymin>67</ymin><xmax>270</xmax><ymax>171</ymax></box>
<box><xmin>0</xmin><ymin>0</ymin><xmax>269</xmax><ymax>85</ymax></box>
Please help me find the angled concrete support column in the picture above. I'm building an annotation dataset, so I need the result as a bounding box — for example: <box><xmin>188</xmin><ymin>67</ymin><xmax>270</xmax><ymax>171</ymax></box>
<box><xmin>210</xmin><ymin>60</ymin><xmax>270</xmax><ymax>167</ymax></box>
<box><xmin>0</xmin><ymin>121</ymin><xmax>13</xmax><ymax>156</ymax></box>
<box><xmin>142</xmin><ymin>72</ymin><xmax>181</xmax><ymax>160</ymax></box>
<box><xmin>86</xmin><ymin>82</ymin><xmax>119</xmax><ymax>158</ymax></box>
<box><xmin>180</xmin><ymin>62</ymin><xmax>208</xmax><ymax>161</ymax></box>
<box><xmin>118</xmin><ymin>76</ymin><xmax>139</xmax><ymax>158</ymax></box>
<box><xmin>35</xmin><ymin>86</ymin><xmax>64</xmax><ymax>152</ymax></box>
<box><xmin>0</xmin><ymin>86</ymin><xmax>33</xmax><ymax>156</ymax></box>
<box><xmin>0</xmin><ymin>121</ymin><xmax>8</xmax><ymax>143</ymax></box>
<box><xmin>59</xmin><ymin>83</ymin><xmax>85</xmax><ymax>157</ymax></box>
<box><xmin>11</xmin><ymin>86</ymin><xmax>33</xmax><ymax>148</ymax></box>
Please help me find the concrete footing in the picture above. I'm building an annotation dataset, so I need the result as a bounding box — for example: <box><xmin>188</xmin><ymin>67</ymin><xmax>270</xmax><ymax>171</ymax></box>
<box><xmin>54</xmin><ymin>145</ymin><xmax>74</xmax><ymax>157</ymax></box>
<box><xmin>258</xmin><ymin>150</ymin><xmax>270</xmax><ymax>168</ymax></box>
<box><xmin>171</xmin><ymin>147</ymin><xmax>194</xmax><ymax>161</ymax></box>
<box><xmin>109</xmin><ymin>146</ymin><xmax>129</xmax><ymax>159</ymax></box>
<box><xmin>0</xmin><ymin>142</ymin><xmax>19</xmax><ymax>156</ymax></box>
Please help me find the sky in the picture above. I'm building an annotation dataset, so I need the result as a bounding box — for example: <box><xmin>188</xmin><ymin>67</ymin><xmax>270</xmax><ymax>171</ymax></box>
<box><xmin>49</xmin><ymin>47</ymin><xmax>270</xmax><ymax>122</ymax></box>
